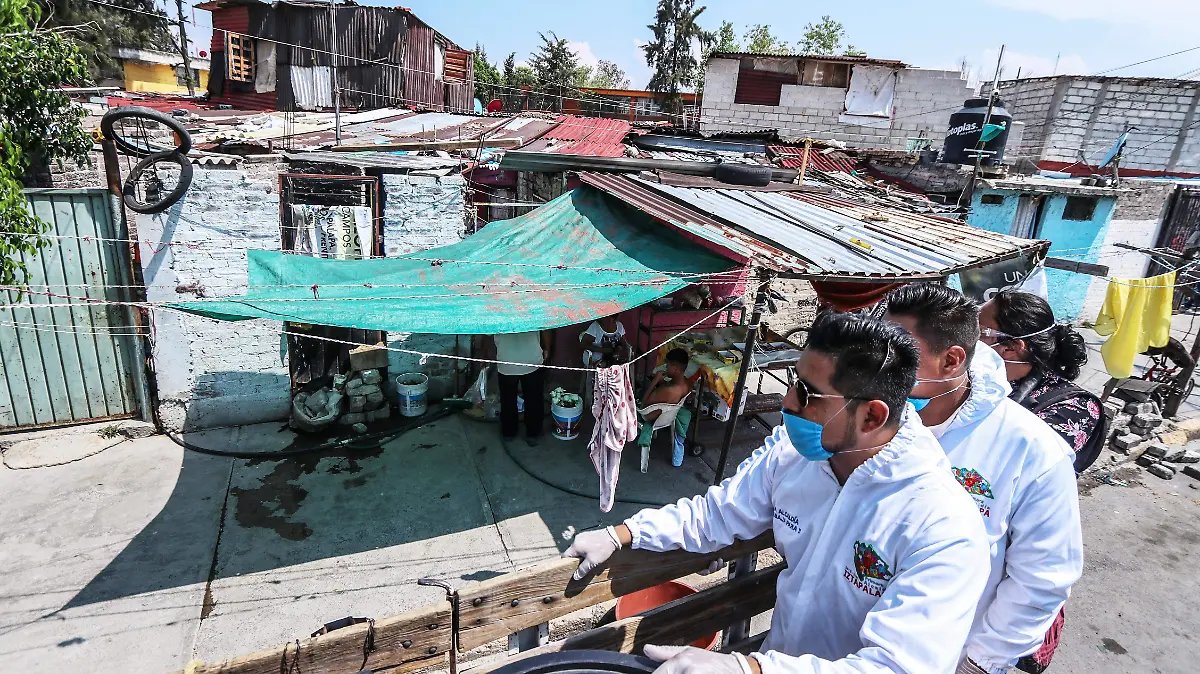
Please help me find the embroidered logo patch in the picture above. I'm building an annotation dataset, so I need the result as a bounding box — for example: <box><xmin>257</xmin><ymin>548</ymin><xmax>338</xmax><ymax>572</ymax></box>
<box><xmin>953</xmin><ymin>467</ymin><xmax>995</xmax><ymax>499</ymax></box>
<box><xmin>852</xmin><ymin>541</ymin><xmax>894</xmax><ymax>582</ymax></box>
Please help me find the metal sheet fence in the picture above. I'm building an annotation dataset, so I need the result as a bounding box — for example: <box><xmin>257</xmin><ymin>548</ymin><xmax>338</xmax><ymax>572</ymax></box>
<box><xmin>0</xmin><ymin>190</ymin><xmax>143</xmax><ymax>428</ymax></box>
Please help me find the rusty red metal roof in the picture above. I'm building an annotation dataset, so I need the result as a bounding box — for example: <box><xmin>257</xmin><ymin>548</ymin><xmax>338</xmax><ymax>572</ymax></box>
<box><xmin>542</xmin><ymin>116</ymin><xmax>632</xmax><ymax>157</ymax></box>
<box><xmin>708</xmin><ymin>52</ymin><xmax>907</xmax><ymax>68</ymax></box>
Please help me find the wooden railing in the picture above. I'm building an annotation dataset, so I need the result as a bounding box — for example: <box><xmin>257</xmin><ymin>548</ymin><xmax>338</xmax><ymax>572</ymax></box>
<box><xmin>178</xmin><ymin>532</ymin><xmax>777</xmax><ymax>674</ymax></box>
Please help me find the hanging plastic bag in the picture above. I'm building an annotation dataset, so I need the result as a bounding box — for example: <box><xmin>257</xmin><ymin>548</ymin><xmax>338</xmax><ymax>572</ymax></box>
<box><xmin>465</xmin><ymin>367</ymin><xmax>489</xmax><ymax>406</ymax></box>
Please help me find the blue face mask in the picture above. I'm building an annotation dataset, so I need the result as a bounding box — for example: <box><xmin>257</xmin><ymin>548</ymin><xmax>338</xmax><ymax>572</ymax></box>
<box><xmin>782</xmin><ymin>410</ymin><xmax>834</xmax><ymax>462</ymax></box>
<box><xmin>908</xmin><ymin>397</ymin><xmax>931</xmax><ymax>412</ymax></box>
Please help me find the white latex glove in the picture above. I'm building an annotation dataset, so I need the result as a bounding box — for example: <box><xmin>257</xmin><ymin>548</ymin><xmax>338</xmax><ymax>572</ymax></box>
<box><xmin>561</xmin><ymin>526</ymin><xmax>622</xmax><ymax>580</ymax></box>
<box><xmin>698</xmin><ymin>558</ymin><xmax>725</xmax><ymax>576</ymax></box>
<box><xmin>644</xmin><ymin>645</ymin><xmax>753</xmax><ymax>674</ymax></box>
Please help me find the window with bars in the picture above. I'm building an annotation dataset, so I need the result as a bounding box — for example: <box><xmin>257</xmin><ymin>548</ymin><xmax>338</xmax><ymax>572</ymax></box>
<box><xmin>225</xmin><ymin>33</ymin><xmax>255</xmax><ymax>82</ymax></box>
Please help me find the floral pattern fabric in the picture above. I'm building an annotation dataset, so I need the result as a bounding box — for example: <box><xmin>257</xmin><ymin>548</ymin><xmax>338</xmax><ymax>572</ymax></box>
<box><xmin>1022</xmin><ymin>372</ymin><xmax>1102</xmax><ymax>454</ymax></box>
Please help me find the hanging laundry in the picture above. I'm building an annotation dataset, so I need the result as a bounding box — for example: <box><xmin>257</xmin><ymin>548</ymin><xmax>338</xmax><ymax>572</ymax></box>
<box><xmin>588</xmin><ymin>363</ymin><xmax>637</xmax><ymax>512</ymax></box>
<box><xmin>289</xmin><ymin>204</ymin><xmax>373</xmax><ymax>259</ymax></box>
<box><xmin>1094</xmin><ymin>271</ymin><xmax>1176</xmax><ymax>379</ymax></box>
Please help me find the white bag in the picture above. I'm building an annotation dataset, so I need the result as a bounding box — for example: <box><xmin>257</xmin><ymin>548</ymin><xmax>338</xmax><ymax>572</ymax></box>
<box><xmin>465</xmin><ymin>368</ymin><xmax>489</xmax><ymax>406</ymax></box>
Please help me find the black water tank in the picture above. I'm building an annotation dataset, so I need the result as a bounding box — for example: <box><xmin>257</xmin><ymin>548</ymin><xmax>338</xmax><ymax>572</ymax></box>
<box><xmin>941</xmin><ymin>98</ymin><xmax>1013</xmax><ymax>166</ymax></box>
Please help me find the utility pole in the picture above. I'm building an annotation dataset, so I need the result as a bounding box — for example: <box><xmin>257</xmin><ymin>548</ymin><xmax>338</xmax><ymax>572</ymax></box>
<box><xmin>329</xmin><ymin>0</ymin><xmax>341</xmax><ymax>144</ymax></box>
<box><xmin>962</xmin><ymin>45</ymin><xmax>1005</xmax><ymax>211</ymax></box>
<box><xmin>174</xmin><ymin>0</ymin><xmax>195</xmax><ymax>96</ymax></box>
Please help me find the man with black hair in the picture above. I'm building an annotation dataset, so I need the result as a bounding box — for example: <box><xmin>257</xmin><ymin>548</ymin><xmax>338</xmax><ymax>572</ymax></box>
<box><xmin>636</xmin><ymin>348</ymin><xmax>693</xmax><ymax>470</ymax></box>
<box><xmin>564</xmin><ymin>312</ymin><xmax>990</xmax><ymax>674</ymax></box>
<box><xmin>883</xmin><ymin>283</ymin><xmax>1083</xmax><ymax>674</ymax></box>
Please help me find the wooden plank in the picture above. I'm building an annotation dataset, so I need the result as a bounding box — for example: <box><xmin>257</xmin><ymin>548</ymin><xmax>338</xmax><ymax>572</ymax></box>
<box><xmin>1044</xmin><ymin>257</ymin><xmax>1109</xmax><ymax>277</ymax></box>
<box><xmin>178</xmin><ymin>604</ymin><xmax>453</xmax><ymax>674</ymax></box>
<box><xmin>457</xmin><ymin>532</ymin><xmax>774</xmax><ymax>651</ymax></box>
<box><xmin>466</xmin><ymin>564</ymin><xmax>783</xmax><ymax>674</ymax></box>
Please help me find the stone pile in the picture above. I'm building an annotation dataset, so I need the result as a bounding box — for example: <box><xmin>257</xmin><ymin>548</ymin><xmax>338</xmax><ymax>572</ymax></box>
<box><xmin>339</xmin><ymin>368</ymin><xmax>391</xmax><ymax>430</ymax></box>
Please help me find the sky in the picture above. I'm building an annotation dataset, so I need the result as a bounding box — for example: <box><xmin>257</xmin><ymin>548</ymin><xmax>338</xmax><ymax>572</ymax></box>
<box><xmin>178</xmin><ymin>0</ymin><xmax>1200</xmax><ymax>89</ymax></box>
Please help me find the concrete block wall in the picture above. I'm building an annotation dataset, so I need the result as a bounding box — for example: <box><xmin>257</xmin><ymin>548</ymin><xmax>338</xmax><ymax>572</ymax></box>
<box><xmin>998</xmin><ymin>76</ymin><xmax>1200</xmax><ymax>173</ymax></box>
<box><xmin>380</xmin><ymin>173</ymin><xmax>468</xmax><ymax>402</ymax></box>
<box><xmin>138</xmin><ymin>165</ymin><xmax>291</xmax><ymax>433</ymax></box>
<box><xmin>699</xmin><ymin>57</ymin><xmax>973</xmax><ymax>150</ymax></box>
<box><xmin>140</xmin><ymin>167</ymin><xmax>470</xmax><ymax>431</ymax></box>
<box><xmin>1115</xmin><ymin>180</ymin><xmax>1176</xmax><ymax>221</ymax></box>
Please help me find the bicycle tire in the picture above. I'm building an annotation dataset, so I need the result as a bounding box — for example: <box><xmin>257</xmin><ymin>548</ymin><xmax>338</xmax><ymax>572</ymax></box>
<box><xmin>101</xmin><ymin>106</ymin><xmax>192</xmax><ymax>157</ymax></box>
<box><xmin>122</xmin><ymin>151</ymin><xmax>194</xmax><ymax>214</ymax></box>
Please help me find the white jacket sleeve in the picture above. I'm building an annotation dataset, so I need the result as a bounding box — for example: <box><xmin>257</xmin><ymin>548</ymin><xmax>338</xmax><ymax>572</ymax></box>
<box><xmin>752</xmin><ymin>522</ymin><xmax>991</xmax><ymax>674</ymax></box>
<box><xmin>966</xmin><ymin>459</ymin><xmax>1084</xmax><ymax>674</ymax></box>
<box><xmin>623</xmin><ymin>428</ymin><xmax>782</xmax><ymax>553</ymax></box>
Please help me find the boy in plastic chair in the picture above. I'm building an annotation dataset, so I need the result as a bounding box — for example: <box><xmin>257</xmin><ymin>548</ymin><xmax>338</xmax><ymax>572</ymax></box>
<box><xmin>636</xmin><ymin>348</ymin><xmax>693</xmax><ymax>469</ymax></box>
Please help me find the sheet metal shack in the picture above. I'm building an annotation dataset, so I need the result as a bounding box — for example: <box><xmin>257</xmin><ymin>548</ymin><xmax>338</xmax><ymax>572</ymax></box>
<box><xmin>197</xmin><ymin>0</ymin><xmax>474</xmax><ymax>112</ymax></box>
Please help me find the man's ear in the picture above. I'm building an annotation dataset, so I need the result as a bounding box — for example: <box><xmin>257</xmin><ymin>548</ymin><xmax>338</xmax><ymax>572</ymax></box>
<box><xmin>860</xmin><ymin>400</ymin><xmax>892</xmax><ymax>434</ymax></box>
<box><xmin>943</xmin><ymin>345</ymin><xmax>969</xmax><ymax>373</ymax></box>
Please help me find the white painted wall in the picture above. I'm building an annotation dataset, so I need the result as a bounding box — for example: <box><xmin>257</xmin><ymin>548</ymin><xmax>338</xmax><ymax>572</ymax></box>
<box><xmin>700</xmin><ymin>56</ymin><xmax>973</xmax><ymax>149</ymax></box>
<box><xmin>139</xmin><ymin>168</ymin><xmax>469</xmax><ymax>432</ymax></box>
<box><xmin>1079</xmin><ymin>218</ymin><xmax>1160</xmax><ymax>323</ymax></box>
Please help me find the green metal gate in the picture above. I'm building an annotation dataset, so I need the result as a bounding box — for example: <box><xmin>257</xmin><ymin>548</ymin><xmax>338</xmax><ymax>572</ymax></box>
<box><xmin>0</xmin><ymin>189</ymin><xmax>146</xmax><ymax>429</ymax></box>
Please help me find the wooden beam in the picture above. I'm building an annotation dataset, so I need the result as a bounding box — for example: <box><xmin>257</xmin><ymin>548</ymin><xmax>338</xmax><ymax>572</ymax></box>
<box><xmin>456</xmin><ymin>533</ymin><xmax>775</xmax><ymax>651</ymax></box>
<box><xmin>1043</xmin><ymin>257</ymin><xmax>1110</xmax><ymax>277</ymax></box>
<box><xmin>465</xmin><ymin>563</ymin><xmax>783</xmax><ymax>673</ymax></box>
<box><xmin>331</xmin><ymin>137</ymin><xmax>526</xmax><ymax>152</ymax></box>
<box><xmin>175</xmin><ymin>604</ymin><xmax>453</xmax><ymax>674</ymax></box>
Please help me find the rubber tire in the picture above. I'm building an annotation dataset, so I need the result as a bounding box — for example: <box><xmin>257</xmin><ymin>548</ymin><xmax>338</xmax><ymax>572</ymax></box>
<box><xmin>101</xmin><ymin>106</ymin><xmax>192</xmax><ymax>157</ymax></box>
<box><xmin>122</xmin><ymin>150</ymin><xmax>194</xmax><ymax>214</ymax></box>
<box><xmin>488</xmin><ymin>650</ymin><xmax>657</xmax><ymax>674</ymax></box>
<box><xmin>714</xmin><ymin>162</ymin><xmax>772</xmax><ymax>187</ymax></box>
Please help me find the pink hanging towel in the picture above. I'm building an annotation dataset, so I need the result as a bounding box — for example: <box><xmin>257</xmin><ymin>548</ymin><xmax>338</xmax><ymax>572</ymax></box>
<box><xmin>588</xmin><ymin>363</ymin><xmax>637</xmax><ymax>512</ymax></box>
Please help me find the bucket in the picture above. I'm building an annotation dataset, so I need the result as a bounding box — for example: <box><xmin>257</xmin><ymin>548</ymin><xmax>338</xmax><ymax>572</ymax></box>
<box><xmin>551</xmin><ymin>401</ymin><xmax>582</xmax><ymax>440</ymax></box>
<box><xmin>615</xmin><ymin>581</ymin><xmax>719</xmax><ymax>650</ymax></box>
<box><xmin>396</xmin><ymin>373</ymin><xmax>429</xmax><ymax>417</ymax></box>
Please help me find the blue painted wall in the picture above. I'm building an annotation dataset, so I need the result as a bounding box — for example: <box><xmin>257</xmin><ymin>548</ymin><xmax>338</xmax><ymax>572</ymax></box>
<box><xmin>967</xmin><ymin>189</ymin><xmax>1117</xmax><ymax>322</ymax></box>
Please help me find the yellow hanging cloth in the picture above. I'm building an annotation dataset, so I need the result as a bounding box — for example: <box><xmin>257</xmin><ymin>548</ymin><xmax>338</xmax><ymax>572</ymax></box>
<box><xmin>1094</xmin><ymin>271</ymin><xmax>1176</xmax><ymax>379</ymax></box>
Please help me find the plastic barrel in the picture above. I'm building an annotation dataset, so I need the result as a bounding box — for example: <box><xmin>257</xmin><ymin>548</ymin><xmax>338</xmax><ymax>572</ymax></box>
<box><xmin>396</xmin><ymin>373</ymin><xmax>429</xmax><ymax>417</ymax></box>
<box><xmin>615</xmin><ymin>580</ymin><xmax>719</xmax><ymax>650</ymax></box>
<box><xmin>552</xmin><ymin>401</ymin><xmax>582</xmax><ymax>440</ymax></box>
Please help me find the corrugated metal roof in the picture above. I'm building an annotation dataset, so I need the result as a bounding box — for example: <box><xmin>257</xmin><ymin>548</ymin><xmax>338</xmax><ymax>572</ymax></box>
<box><xmin>541</xmin><ymin>116</ymin><xmax>631</xmax><ymax>157</ymax></box>
<box><xmin>578</xmin><ymin>173</ymin><xmax>1048</xmax><ymax>281</ymax></box>
<box><xmin>769</xmin><ymin>146</ymin><xmax>859</xmax><ymax>172</ymax></box>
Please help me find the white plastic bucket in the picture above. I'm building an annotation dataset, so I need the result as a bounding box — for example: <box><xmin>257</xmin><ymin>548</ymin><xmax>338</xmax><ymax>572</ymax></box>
<box><xmin>552</xmin><ymin>401</ymin><xmax>583</xmax><ymax>440</ymax></box>
<box><xmin>396</xmin><ymin>373</ymin><xmax>429</xmax><ymax>417</ymax></box>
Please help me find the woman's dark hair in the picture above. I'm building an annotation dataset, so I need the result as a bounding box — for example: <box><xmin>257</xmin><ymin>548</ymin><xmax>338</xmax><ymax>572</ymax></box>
<box><xmin>990</xmin><ymin>289</ymin><xmax>1088</xmax><ymax>381</ymax></box>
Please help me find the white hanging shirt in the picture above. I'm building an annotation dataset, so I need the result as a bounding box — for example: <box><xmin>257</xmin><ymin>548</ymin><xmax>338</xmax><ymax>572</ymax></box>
<box><xmin>624</xmin><ymin>407</ymin><xmax>990</xmax><ymax>674</ymax></box>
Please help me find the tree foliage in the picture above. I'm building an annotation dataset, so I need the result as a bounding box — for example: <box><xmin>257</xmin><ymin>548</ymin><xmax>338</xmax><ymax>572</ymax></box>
<box><xmin>643</xmin><ymin>0</ymin><xmax>707</xmax><ymax>115</ymax></box>
<box><xmin>710</xmin><ymin>21</ymin><xmax>739</xmax><ymax>54</ymax></box>
<box><xmin>528</xmin><ymin>31</ymin><xmax>579</xmax><ymax>112</ymax></box>
<box><xmin>37</xmin><ymin>0</ymin><xmax>177</xmax><ymax>82</ymax></box>
<box><xmin>473</xmin><ymin>44</ymin><xmax>503</xmax><ymax>106</ymax></box>
<box><xmin>743</xmin><ymin>24</ymin><xmax>790</xmax><ymax>55</ymax></box>
<box><xmin>1</xmin><ymin>0</ymin><xmax>92</xmax><ymax>285</ymax></box>
<box><xmin>798</xmin><ymin>15</ymin><xmax>846</xmax><ymax>56</ymax></box>
<box><xmin>584</xmin><ymin>60</ymin><xmax>630</xmax><ymax>89</ymax></box>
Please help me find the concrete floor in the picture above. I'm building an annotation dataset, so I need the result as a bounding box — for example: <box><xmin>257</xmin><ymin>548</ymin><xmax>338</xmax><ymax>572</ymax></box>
<box><xmin>3</xmin><ymin>321</ymin><xmax>1200</xmax><ymax>673</ymax></box>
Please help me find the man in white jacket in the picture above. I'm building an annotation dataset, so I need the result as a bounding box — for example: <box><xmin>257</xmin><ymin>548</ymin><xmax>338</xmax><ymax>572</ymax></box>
<box><xmin>563</xmin><ymin>313</ymin><xmax>991</xmax><ymax>674</ymax></box>
<box><xmin>883</xmin><ymin>284</ymin><xmax>1084</xmax><ymax>674</ymax></box>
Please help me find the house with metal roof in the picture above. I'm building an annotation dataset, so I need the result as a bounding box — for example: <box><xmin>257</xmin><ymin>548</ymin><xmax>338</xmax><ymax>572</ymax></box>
<box><xmin>701</xmin><ymin>52</ymin><xmax>975</xmax><ymax>152</ymax></box>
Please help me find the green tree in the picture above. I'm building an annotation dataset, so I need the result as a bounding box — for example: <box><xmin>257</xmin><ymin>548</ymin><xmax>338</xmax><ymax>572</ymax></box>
<box><xmin>843</xmin><ymin>45</ymin><xmax>866</xmax><ymax>57</ymax></box>
<box><xmin>1</xmin><ymin>0</ymin><xmax>92</xmax><ymax>285</ymax></box>
<box><xmin>473</xmin><ymin>44</ymin><xmax>502</xmax><ymax>105</ymax></box>
<box><xmin>38</xmin><ymin>0</ymin><xmax>178</xmax><ymax>82</ymax></box>
<box><xmin>586</xmin><ymin>60</ymin><xmax>630</xmax><ymax>89</ymax></box>
<box><xmin>798</xmin><ymin>15</ymin><xmax>846</xmax><ymax>56</ymax></box>
<box><xmin>643</xmin><ymin>0</ymin><xmax>707</xmax><ymax>115</ymax></box>
<box><xmin>743</xmin><ymin>24</ymin><xmax>790</xmax><ymax>55</ymax></box>
<box><xmin>710</xmin><ymin>20</ymin><xmax>739</xmax><ymax>55</ymax></box>
<box><xmin>528</xmin><ymin>31</ymin><xmax>579</xmax><ymax>112</ymax></box>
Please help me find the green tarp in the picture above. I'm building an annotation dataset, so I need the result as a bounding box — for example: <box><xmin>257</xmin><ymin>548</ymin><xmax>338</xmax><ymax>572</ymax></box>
<box><xmin>169</xmin><ymin>186</ymin><xmax>736</xmax><ymax>334</ymax></box>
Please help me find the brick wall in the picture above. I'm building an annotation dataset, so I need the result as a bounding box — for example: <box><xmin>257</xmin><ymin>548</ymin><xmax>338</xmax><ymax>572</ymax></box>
<box><xmin>139</xmin><ymin>167</ymin><xmax>470</xmax><ymax>431</ymax></box>
<box><xmin>995</xmin><ymin>76</ymin><xmax>1200</xmax><ymax>174</ymax></box>
<box><xmin>380</xmin><ymin>174</ymin><xmax>468</xmax><ymax>401</ymax></box>
<box><xmin>138</xmin><ymin>165</ymin><xmax>289</xmax><ymax>432</ymax></box>
<box><xmin>1114</xmin><ymin>180</ymin><xmax>1176</xmax><ymax>221</ymax></box>
<box><xmin>699</xmin><ymin>57</ymin><xmax>973</xmax><ymax>150</ymax></box>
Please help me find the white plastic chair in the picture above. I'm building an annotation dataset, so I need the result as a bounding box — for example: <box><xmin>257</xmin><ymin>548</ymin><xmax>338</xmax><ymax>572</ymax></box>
<box><xmin>637</xmin><ymin>396</ymin><xmax>690</xmax><ymax>473</ymax></box>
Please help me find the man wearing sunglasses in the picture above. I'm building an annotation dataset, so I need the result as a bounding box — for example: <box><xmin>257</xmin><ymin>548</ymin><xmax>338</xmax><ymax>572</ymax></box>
<box><xmin>564</xmin><ymin>312</ymin><xmax>990</xmax><ymax>674</ymax></box>
<box><xmin>882</xmin><ymin>284</ymin><xmax>1082</xmax><ymax>674</ymax></box>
